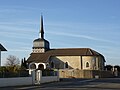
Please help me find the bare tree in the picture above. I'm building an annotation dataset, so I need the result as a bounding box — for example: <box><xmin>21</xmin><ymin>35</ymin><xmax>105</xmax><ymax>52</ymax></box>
<box><xmin>5</xmin><ymin>55</ymin><xmax>20</xmax><ymax>66</ymax></box>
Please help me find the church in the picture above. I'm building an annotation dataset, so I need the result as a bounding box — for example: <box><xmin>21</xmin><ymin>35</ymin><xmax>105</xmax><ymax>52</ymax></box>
<box><xmin>27</xmin><ymin>16</ymin><xmax>105</xmax><ymax>73</ymax></box>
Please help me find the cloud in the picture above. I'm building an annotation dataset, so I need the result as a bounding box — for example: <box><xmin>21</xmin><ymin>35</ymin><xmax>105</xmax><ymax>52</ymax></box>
<box><xmin>8</xmin><ymin>49</ymin><xmax>31</xmax><ymax>52</ymax></box>
<box><xmin>47</xmin><ymin>31</ymin><xmax>113</xmax><ymax>44</ymax></box>
<box><xmin>0</xmin><ymin>6</ymin><xmax>38</xmax><ymax>13</ymax></box>
<box><xmin>0</xmin><ymin>21</ymin><xmax>38</xmax><ymax>26</ymax></box>
<box><xmin>0</xmin><ymin>30</ymin><xmax>33</xmax><ymax>40</ymax></box>
<box><xmin>0</xmin><ymin>22</ymin><xmax>37</xmax><ymax>41</ymax></box>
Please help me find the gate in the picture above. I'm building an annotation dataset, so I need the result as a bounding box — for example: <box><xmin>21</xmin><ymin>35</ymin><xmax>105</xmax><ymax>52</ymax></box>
<box><xmin>31</xmin><ymin>70</ymin><xmax>59</xmax><ymax>84</ymax></box>
<box><xmin>31</xmin><ymin>70</ymin><xmax>42</xmax><ymax>84</ymax></box>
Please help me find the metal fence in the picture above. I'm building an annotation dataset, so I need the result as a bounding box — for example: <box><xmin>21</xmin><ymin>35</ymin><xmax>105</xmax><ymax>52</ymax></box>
<box><xmin>0</xmin><ymin>70</ymin><xmax>29</xmax><ymax>78</ymax></box>
<box><xmin>42</xmin><ymin>70</ymin><xmax>58</xmax><ymax>76</ymax></box>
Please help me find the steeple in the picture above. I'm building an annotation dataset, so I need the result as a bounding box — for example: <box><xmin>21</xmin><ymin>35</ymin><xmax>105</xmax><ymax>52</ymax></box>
<box><xmin>39</xmin><ymin>15</ymin><xmax>44</xmax><ymax>39</ymax></box>
<box><xmin>33</xmin><ymin>15</ymin><xmax>50</xmax><ymax>53</ymax></box>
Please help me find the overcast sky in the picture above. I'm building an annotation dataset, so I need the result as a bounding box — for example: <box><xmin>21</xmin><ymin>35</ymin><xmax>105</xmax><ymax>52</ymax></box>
<box><xmin>0</xmin><ymin>0</ymin><xmax>120</xmax><ymax>65</ymax></box>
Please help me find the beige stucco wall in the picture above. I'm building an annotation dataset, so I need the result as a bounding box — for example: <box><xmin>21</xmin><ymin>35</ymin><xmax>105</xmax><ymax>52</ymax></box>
<box><xmin>82</xmin><ymin>56</ymin><xmax>98</xmax><ymax>70</ymax></box>
<box><xmin>49</xmin><ymin>55</ymin><xmax>105</xmax><ymax>70</ymax></box>
<box><xmin>50</xmin><ymin>56</ymin><xmax>81</xmax><ymax>69</ymax></box>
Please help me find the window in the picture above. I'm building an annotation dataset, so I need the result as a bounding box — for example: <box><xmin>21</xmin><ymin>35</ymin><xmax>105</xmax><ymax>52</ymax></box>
<box><xmin>65</xmin><ymin>62</ymin><xmax>69</xmax><ymax>68</ymax></box>
<box><xmin>86</xmin><ymin>62</ymin><xmax>89</xmax><ymax>68</ymax></box>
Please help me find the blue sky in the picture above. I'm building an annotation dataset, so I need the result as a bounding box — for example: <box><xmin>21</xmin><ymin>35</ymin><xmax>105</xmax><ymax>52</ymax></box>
<box><xmin>0</xmin><ymin>0</ymin><xmax>120</xmax><ymax>65</ymax></box>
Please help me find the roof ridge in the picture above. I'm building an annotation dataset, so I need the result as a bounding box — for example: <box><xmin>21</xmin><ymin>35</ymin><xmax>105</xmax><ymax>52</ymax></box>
<box><xmin>52</xmin><ymin>48</ymin><xmax>90</xmax><ymax>50</ymax></box>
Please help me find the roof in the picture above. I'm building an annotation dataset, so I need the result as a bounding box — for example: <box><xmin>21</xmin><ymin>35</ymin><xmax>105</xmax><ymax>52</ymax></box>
<box><xmin>33</xmin><ymin>38</ymin><xmax>49</xmax><ymax>43</ymax></box>
<box><xmin>27</xmin><ymin>48</ymin><xmax>105</xmax><ymax>63</ymax></box>
<box><xmin>0</xmin><ymin>44</ymin><xmax>7</xmax><ymax>51</ymax></box>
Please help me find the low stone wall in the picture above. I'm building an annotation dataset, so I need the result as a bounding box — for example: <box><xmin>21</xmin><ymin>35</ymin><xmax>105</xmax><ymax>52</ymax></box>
<box><xmin>41</xmin><ymin>76</ymin><xmax>59</xmax><ymax>83</ymax></box>
<box><xmin>59</xmin><ymin>69</ymin><xmax>113</xmax><ymax>78</ymax></box>
<box><xmin>0</xmin><ymin>77</ymin><xmax>33</xmax><ymax>87</ymax></box>
<box><xmin>0</xmin><ymin>70</ymin><xmax>60</xmax><ymax>87</ymax></box>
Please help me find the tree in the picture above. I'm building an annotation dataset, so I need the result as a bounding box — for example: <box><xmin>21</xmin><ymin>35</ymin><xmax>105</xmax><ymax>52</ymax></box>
<box><xmin>5</xmin><ymin>55</ymin><xmax>20</xmax><ymax>66</ymax></box>
<box><xmin>105</xmin><ymin>65</ymin><xmax>113</xmax><ymax>71</ymax></box>
<box><xmin>5</xmin><ymin>55</ymin><xmax>20</xmax><ymax>73</ymax></box>
<box><xmin>114</xmin><ymin>65</ymin><xmax>120</xmax><ymax>72</ymax></box>
<box><xmin>21</xmin><ymin>57</ymin><xmax>28</xmax><ymax>70</ymax></box>
<box><xmin>2</xmin><ymin>55</ymin><xmax>29</xmax><ymax>77</ymax></box>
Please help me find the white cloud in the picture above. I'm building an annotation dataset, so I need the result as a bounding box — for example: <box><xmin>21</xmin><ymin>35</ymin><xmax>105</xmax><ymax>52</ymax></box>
<box><xmin>8</xmin><ymin>49</ymin><xmax>31</xmax><ymax>52</ymax></box>
<box><xmin>47</xmin><ymin>31</ymin><xmax>114</xmax><ymax>44</ymax></box>
<box><xmin>0</xmin><ymin>21</ymin><xmax>38</xmax><ymax>26</ymax></box>
<box><xmin>0</xmin><ymin>30</ymin><xmax>33</xmax><ymax>40</ymax></box>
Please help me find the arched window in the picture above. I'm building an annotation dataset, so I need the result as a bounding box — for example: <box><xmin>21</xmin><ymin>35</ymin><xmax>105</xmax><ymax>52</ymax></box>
<box><xmin>30</xmin><ymin>64</ymin><xmax>36</xmax><ymax>69</ymax></box>
<box><xmin>65</xmin><ymin>62</ymin><xmax>69</xmax><ymax>68</ymax></box>
<box><xmin>86</xmin><ymin>62</ymin><xmax>89</xmax><ymax>68</ymax></box>
<box><xmin>51</xmin><ymin>62</ymin><xmax>54</xmax><ymax>68</ymax></box>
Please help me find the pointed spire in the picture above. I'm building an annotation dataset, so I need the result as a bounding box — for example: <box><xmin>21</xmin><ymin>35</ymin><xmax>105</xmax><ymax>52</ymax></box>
<box><xmin>39</xmin><ymin>15</ymin><xmax>44</xmax><ymax>39</ymax></box>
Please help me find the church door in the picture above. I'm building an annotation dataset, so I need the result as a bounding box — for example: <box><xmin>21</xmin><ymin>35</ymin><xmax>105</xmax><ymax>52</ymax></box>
<box><xmin>38</xmin><ymin>64</ymin><xmax>44</xmax><ymax>70</ymax></box>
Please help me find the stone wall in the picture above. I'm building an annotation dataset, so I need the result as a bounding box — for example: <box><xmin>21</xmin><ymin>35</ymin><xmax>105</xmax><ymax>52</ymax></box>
<box><xmin>59</xmin><ymin>69</ymin><xmax>113</xmax><ymax>78</ymax></box>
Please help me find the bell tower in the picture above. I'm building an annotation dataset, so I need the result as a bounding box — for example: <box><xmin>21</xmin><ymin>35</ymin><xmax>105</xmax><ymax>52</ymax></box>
<box><xmin>33</xmin><ymin>15</ymin><xmax>50</xmax><ymax>53</ymax></box>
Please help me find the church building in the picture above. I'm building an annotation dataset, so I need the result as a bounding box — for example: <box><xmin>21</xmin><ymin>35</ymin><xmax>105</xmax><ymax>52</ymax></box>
<box><xmin>27</xmin><ymin>16</ymin><xmax>105</xmax><ymax>72</ymax></box>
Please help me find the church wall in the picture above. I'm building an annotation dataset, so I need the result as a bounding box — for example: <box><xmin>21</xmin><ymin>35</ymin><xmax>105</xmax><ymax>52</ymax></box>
<box><xmin>82</xmin><ymin>56</ymin><xmax>98</xmax><ymax>70</ymax></box>
<box><xmin>98</xmin><ymin>56</ymin><xmax>105</xmax><ymax>70</ymax></box>
<box><xmin>49</xmin><ymin>56</ymin><xmax>81</xmax><ymax>69</ymax></box>
<box><xmin>96</xmin><ymin>57</ymin><xmax>99</xmax><ymax>70</ymax></box>
<box><xmin>49</xmin><ymin>56</ymin><xmax>62</xmax><ymax>69</ymax></box>
<box><xmin>33</xmin><ymin>41</ymin><xmax>44</xmax><ymax>47</ymax></box>
<box><xmin>49</xmin><ymin>56</ymin><xmax>104</xmax><ymax>70</ymax></box>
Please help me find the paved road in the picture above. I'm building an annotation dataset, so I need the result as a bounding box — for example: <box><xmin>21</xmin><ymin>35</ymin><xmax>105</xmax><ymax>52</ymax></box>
<box><xmin>1</xmin><ymin>78</ymin><xmax>120</xmax><ymax>90</ymax></box>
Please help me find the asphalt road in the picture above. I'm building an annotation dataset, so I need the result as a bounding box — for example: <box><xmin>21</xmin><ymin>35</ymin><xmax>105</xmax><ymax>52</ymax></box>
<box><xmin>1</xmin><ymin>78</ymin><xmax>120</xmax><ymax>90</ymax></box>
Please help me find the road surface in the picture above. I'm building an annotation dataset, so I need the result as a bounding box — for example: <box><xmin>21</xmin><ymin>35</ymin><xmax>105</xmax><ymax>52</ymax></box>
<box><xmin>1</xmin><ymin>78</ymin><xmax>120</xmax><ymax>90</ymax></box>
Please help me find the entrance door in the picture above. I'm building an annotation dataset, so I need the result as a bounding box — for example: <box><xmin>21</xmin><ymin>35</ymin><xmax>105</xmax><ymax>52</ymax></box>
<box><xmin>38</xmin><ymin>64</ymin><xmax>44</xmax><ymax>70</ymax></box>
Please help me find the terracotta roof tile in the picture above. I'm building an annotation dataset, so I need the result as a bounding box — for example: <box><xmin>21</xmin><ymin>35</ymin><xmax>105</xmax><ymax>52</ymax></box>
<box><xmin>27</xmin><ymin>48</ymin><xmax>105</xmax><ymax>63</ymax></box>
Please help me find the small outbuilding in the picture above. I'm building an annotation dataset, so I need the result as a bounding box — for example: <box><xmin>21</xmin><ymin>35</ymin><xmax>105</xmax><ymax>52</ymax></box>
<box><xmin>0</xmin><ymin>44</ymin><xmax>7</xmax><ymax>66</ymax></box>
